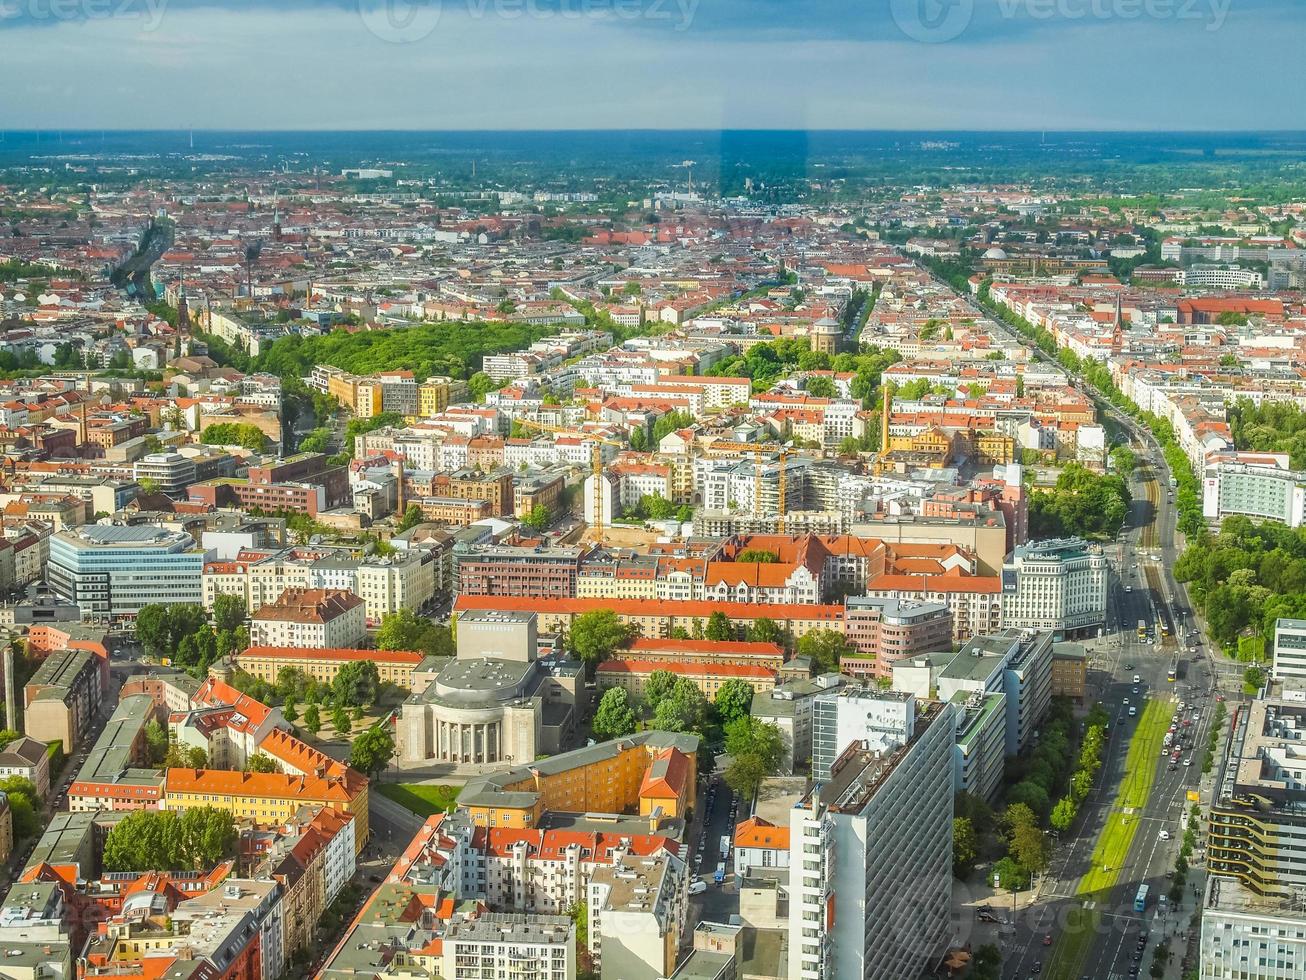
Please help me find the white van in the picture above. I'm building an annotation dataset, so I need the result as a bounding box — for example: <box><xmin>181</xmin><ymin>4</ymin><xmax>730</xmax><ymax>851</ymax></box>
<box><xmin>1129</xmin><ymin>706</ymin><xmax>1137</xmax><ymax>717</ymax></box>
<box><xmin>1133</xmin><ymin>674</ymin><xmax>1141</xmax><ymax>684</ymax></box>
<box><xmin>689</xmin><ymin>879</ymin><xmax>708</xmax><ymax>896</ymax></box>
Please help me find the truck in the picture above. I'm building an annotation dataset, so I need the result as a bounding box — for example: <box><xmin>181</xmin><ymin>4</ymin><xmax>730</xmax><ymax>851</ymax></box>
<box><xmin>720</xmin><ymin>835</ymin><xmax>732</xmax><ymax>860</ymax></box>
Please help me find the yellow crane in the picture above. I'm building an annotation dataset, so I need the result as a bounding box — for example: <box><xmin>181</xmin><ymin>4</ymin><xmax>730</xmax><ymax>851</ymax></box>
<box><xmin>514</xmin><ymin>417</ymin><xmax>626</xmax><ymax>540</ymax></box>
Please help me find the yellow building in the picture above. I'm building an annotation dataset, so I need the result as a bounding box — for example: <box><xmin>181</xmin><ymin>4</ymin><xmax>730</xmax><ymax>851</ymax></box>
<box><xmin>355</xmin><ymin>380</ymin><xmax>383</xmax><ymax>418</ymax></box>
<box><xmin>417</xmin><ymin>377</ymin><xmax>452</xmax><ymax>418</ymax></box>
<box><xmin>457</xmin><ymin>730</ymin><xmax>698</xmax><ymax>831</ymax></box>
<box><xmin>234</xmin><ymin>646</ymin><xmax>425</xmax><ymax>689</ymax></box>
<box><xmin>162</xmin><ymin>768</ymin><xmax>369</xmax><ymax>853</ymax></box>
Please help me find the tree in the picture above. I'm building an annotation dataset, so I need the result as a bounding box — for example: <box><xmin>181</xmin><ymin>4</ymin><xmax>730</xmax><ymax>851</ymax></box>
<box><xmin>212</xmin><ymin>593</ymin><xmax>246</xmax><ymax>634</ymax></box>
<box><xmin>735</xmin><ymin>549</ymin><xmax>779</xmax><ymax>564</ymax></box>
<box><xmin>1007</xmin><ymin>780</ymin><xmax>1052</xmax><ymax>821</ymax></box>
<box><xmin>953</xmin><ymin>816</ymin><xmax>978</xmax><ymax>879</ymax></box>
<box><xmin>592</xmin><ymin>688</ymin><xmax>638</xmax><ymax>741</ymax></box>
<box><xmin>796</xmin><ymin>629</ymin><xmax>853</xmax><ymax>674</ymax></box>
<box><xmin>521</xmin><ymin>504</ymin><xmax>552</xmax><ymax>531</ymax></box>
<box><xmin>1009</xmin><ymin>818</ymin><xmax>1050</xmax><ymax>874</ymax></box>
<box><xmin>350</xmin><ymin>725</ymin><xmax>396</xmax><ymax>779</ymax></box>
<box><xmin>722</xmin><ymin>717</ymin><xmax>784</xmax><ymax>799</ymax></box>
<box><xmin>396</xmin><ymin>503</ymin><xmax>424</xmax><ymax>532</ymax></box>
<box><xmin>303</xmin><ymin>703</ymin><xmax>321</xmax><ymax>735</ymax></box>
<box><xmin>376</xmin><ymin>609</ymin><xmax>453</xmax><ymax>657</ymax></box>
<box><xmin>333</xmin><ymin>660</ymin><xmax>380</xmax><ymax>707</ymax></box>
<box><xmin>992</xmin><ymin>855</ymin><xmax>1030</xmax><ymax>892</ymax></box>
<box><xmin>568</xmin><ymin>610</ymin><xmax>634</xmax><ymax>666</ymax></box>
<box><xmin>332</xmin><ymin>704</ymin><xmax>352</xmax><ymax>735</ymax></box>
<box><xmin>747</xmin><ymin>618</ymin><xmax>782</xmax><ymax>645</ymax></box>
<box><xmin>246</xmin><ymin>753</ymin><xmax>280</xmax><ymax>773</ymax></box>
<box><xmin>652</xmin><ymin>678</ymin><xmax>707</xmax><ymax>734</ymax></box>
<box><xmin>805</xmin><ymin>375</ymin><xmax>837</xmax><ymax>399</ymax></box>
<box><xmin>705</xmin><ymin>611</ymin><xmax>734</xmax><ymax>642</ymax></box>
<box><xmin>1050</xmin><ymin>797</ymin><xmax>1077</xmax><ymax>832</ymax></box>
<box><xmin>643</xmin><ymin>670</ymin><xmax>678</xmax><ymax>713</ymax></box>
<box><xmin>143</xmin><ymin>719</ymin><xmax>169</xmax><ymax>765</ymax></box>
<box><xmin>714</xmin><ymin>679</ymin><xmax>755</xmax><ymax>726</ymax></box>
<box><xmin>283</xmin><ymin>699</ymin><xmax>299</xmax><ymax>724</ymax></box>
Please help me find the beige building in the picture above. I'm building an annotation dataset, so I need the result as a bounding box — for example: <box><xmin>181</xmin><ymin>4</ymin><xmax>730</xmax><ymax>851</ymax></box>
<box><xmin>588</xmin><ymin>851</ymin><xmax>688</xmax><ymax>980</ymax></box>
<box><xmin>235</xmin><ymin>646</ymin><xmax>425</xmax><ymax>689</ymax></box>
<box><xmin>597</xmin><ymin>660</ymin><xmax>776</xmax><ymax>701</ymax></box>
<box><xmin>22</xmin><ymin>647</ymin><xmax>103</xmax><ymax>752</ymax></box>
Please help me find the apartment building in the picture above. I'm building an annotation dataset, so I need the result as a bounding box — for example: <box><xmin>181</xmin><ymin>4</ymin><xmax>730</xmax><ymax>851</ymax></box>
<box><xmin>457</xmin><ymin>730</ymin><xmax>699</xmax><ymax>831</ymax></box>
<box><xmin>1200</xmin><ymin>875</ymin><xmax>1306</xmax><ymax>980</ymax></box>
<box><xmin>787</xmin><ymin>700</ymin><xmax>955</xmax><ymax>980</ymax></box>
<box><xmin>23</xmin><ymin>647</ymin><xmax>103</xmax><ymax>751</ymax></box>
<box><xmin>250</xmin><ymin>588</ymin><xmax>366</xmax><ymax>649</ymax></box>
<box><xmin>811</xmin><ymin>688</ymin><xmax>917</xmax><ymax>781</ymax></box>
<box><xmin>453</xmin><ymin>543</ymin><xmax>585</xmax><ymax>599</ymax></box>
<box><xmin>588</xmin><ymin>851</ymin><xmax>688</xmax><ymax>980</ymax></box>
<box><xmin>751</xmin><ymin>673</ymin><xmax>849</xmax><ymax>774</ymax></box>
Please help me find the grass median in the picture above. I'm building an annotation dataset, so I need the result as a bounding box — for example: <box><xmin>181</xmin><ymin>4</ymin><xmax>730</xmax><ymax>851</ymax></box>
<box><xmin>376</xmin><ymin>782</ymin><xmax>460</xmax><ymax>816</ymax></box>
<box><xmin>1047</xmin><ymin>697</ymin><xmax>1171</xmax><ymax>979</ymax></box>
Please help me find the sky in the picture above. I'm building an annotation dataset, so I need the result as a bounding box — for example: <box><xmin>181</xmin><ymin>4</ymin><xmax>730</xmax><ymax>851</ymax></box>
<box><xmin>1</xmin><ymin>0</ymin><xmax>1303</xmax><ymax>130</ymax></box>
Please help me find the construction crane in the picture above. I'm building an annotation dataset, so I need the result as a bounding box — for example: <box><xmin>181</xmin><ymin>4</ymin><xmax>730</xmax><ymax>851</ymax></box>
<box><xmin>514</xmin><ymin>417</ymin><xmax>626</xmax><ymax>540</ymax></box>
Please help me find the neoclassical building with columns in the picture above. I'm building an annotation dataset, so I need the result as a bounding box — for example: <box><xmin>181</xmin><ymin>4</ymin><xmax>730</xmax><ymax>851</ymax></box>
<box><xmin>397</xmin><ymin>610</ymin><xmax>584</xmax><ymax>766</ymax></box>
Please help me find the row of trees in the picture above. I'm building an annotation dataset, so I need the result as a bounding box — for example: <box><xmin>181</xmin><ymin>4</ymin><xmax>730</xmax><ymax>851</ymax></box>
<box><xmin>102</xmin><ymin>807</ymin><xmax>237</xmax><ymax>872</ymax></box>
<box><xmin>1229</xmin><ymin>399</ymin><xmax>1306</xmax><ymax>470</ymax></box>
<box><xmin>954</xmin><ymin>698</ymin><xmax>1090</xmax><ymax>887</ymax></box>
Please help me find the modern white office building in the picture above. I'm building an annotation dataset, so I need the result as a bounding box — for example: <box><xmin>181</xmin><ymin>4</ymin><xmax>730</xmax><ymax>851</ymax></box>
<box><xmin>1203</xmin><ymin>461</ymin><xmax>1306</xmax><ymax>528</ymax></box>
<box><xmin>787</xmin><ymin>699</ymin><xmax>955</xmax><ymax>980</ymax></box>
<box><xmin>1200</xmin><ymin>875</ymin><xmax>1306</xmax><ymax>980</ymax></box>
<box><xmin>1001</xmin><ymin>538</ymin><xmax>1108</xmax><ymax>639</ymax></box>
<box><xmin>48</xmin><ymin>525</ymin><xmax>209</xmax><ymax>618</ymax></box>
<box><xmin>810</xmin><ymin>688</ymin><xmax>917</xmax><ymax>780</ymax></box>
<box><xmin>1272</xmin><ymin>618</ymin><xmax>1306</xmax><ymax>683</ymax></box>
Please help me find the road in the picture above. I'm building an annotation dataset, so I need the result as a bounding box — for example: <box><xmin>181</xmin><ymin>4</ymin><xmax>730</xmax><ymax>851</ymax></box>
<box><xmin>994</xmin><ymin>446</ymin><xmax>1221</xmax><ymax>980</ymax></box>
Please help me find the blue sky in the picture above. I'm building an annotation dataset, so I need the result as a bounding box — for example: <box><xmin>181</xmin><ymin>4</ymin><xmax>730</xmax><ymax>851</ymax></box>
<box><xmin>1</xmin><ymin>0</ymin><xmax>1301</xmax><ymax>130</ymax></box>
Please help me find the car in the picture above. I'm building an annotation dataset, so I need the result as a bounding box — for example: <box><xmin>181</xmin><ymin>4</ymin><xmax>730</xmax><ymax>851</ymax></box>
<box><xmin>689</xmin><ymin>879</ymin><xmax>708</xmax><ymax>895</ymax></box>
<box><xmin>1043</xmin><ymin>934</ymin><xmax>1052</xmax><ymax>946</ymax></box>
<box><xmin>1133</xmin><ymin>686</ymin><xmax>1139</xmax><ymax>694</ymax></box>
<box><xmin>1159</xmin><ymin>830</ymin><xmax>1171</xmax><ymax>841</ymax></box>
<box><xmin>1168</xmin><ymin>763</ymin><xmax>1178</xmax><ymax>771</ymax></box>
<box><xmin>1129</xmin><ymin>706</ymin><xmax>1137</xmax><ymax>716</ymax></box>
<box><xmin>1129</xmin><ymin>967</ymin><xmax>1140</xmax><ymax>977</ymax></box>
<box><xmin>1184</xmin><ymin>758</ymin><xmax>1193</xmax><ymax>766</ymax></box>
<box><xmin>1123</xmin><ymin>698</ymin><xmax>1130</xmax><ymax>706</ymax></box>
<box><xmin>1133</xmin><ymin>674</ymin><xmax>1142</xmax><ymax>684</ymax></box>
<box><xmin>1132</xmin><ymin>950</ymin><xmax>1143</xmax><ymax>961</ymax></box>
<box><xmin>1033</xmin><ymin>962</ymin><xmax>1041</xmax><ymax>974</ymax></box>
<box><xmin>1124</xmin><ymin>662</ymin><xmax>1134</xmax><ymax>670</ymax></box>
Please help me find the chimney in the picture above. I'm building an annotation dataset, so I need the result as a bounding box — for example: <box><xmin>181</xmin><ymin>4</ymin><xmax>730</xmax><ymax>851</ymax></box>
<box><xmin>3</xmin><ymin>643</ymin><xmax>14</xmax><ymax>731</ymax></box>
<box><xmin>394</xmin><ymin>457</ymin><xmax>406</xmax><ymax>517</ymax></box>
<box><xmin>880</xmin><ymin>383</ymin><xmax>892</xmax><ymax>452</ymax></box>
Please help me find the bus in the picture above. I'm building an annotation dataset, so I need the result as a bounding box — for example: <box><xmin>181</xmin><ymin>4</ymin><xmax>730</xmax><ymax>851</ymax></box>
<box><xmin>1134</xmin><ymin>883</ymin><xmax>1149</xmax><ymax>913</ymax></box>
<box><xmin>1160</xmin><ymin>621</ymin><xmax>1171</xmax><ymax>638</ymax></box>
<box><xmin>1138</xmin><ymin>620</ymin><xmax>1148</xmax><ymax>640</ymax></box>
